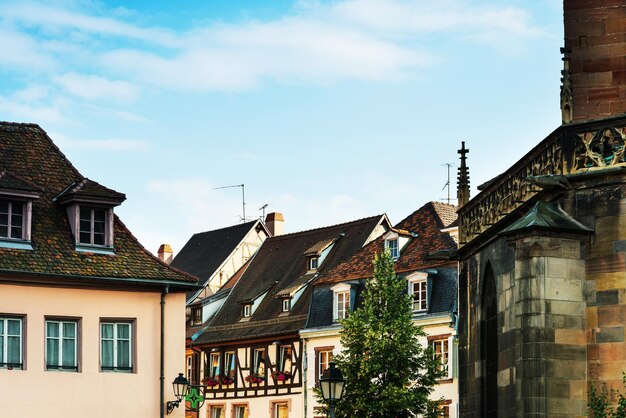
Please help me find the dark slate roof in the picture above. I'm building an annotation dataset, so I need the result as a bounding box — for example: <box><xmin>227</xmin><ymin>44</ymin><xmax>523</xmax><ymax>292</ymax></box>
<box><xmin>0</xmin><ymin>122</ymin><xmax>197</xmax><ymax>285</ymax></box>
<box><xmin>170</xmin><ymin>220</ymin><xmax>262</xmax><ymax>298</ymax></box>
<box><xmin>306</xmin><ymin>202</ymin><xmax>458</xmax><ymax>330</ymax></box>
<box><xmin>193</xmin><ymin>215</ymin><xmax>385</xmax><ymax>345</ymax></box>
<box><xmin>56</xmin><ymin>177</ymin><xmax>125</xmax><ymax>205</ymax></box>
<box><xmin>0</xmin><ymin>169</ymin><xmax>44</xmax><ymax>195</ymax></box>
<box><xmin>500</xmin><ymin>200</ymin><xmax>592</xmax><ymax>235</ymax></box>
<box><xmin>316</xmin><ymin>201</ymin><xmax>458</xmax><ymax>284</ymax></box>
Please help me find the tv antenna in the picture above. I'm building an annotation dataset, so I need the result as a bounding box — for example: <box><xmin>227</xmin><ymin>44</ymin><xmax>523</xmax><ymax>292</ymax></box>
<box><xmin>441</xmin><ymin>163</ymin><xmax>454</xmax><ymax>204</ymax></box>
<box><xmin>214</xmin><ymin>184</ymin><xmax>246</xmax><ymax>222</ymax></box>
<box><xmin>259</xmin><ymin>204</ymin><xmax>268</xmax><ymax>220</ymax></box>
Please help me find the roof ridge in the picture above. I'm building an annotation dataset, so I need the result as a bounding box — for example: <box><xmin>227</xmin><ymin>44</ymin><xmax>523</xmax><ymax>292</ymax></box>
<box><xmin>268</xmin><ymin>214</ymin><xmax>383</xmax><ymax>241</ymax></box>
<box><xmin>192</xmin><ymin>219</ymin><xmax>259</xmax><ymax>237</ymax></box>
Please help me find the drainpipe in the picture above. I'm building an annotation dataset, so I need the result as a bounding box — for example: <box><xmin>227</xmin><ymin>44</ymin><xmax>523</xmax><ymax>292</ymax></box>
<box><xmin>160</xmin><ymin>285</ymin><xmax>169</xmax><ymax>418</ymax></box>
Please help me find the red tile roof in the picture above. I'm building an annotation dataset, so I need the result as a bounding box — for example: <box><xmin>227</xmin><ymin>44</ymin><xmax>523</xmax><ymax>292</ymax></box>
<box><xmin>315</xmin><ymin>202</ymin><xmax>457</xmax><ymax>284</ymax></box>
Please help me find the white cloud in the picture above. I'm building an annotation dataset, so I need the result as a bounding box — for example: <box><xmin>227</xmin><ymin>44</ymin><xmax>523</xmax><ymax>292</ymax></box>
<box><xmin>53</xmin><ymin>72</ymin><xmax>140</xmax><ymax>102</ymax></box>
<box><xmin>0</xmin><ymin>26</ymin><xmax>56</xmax><ymax>70</ymax></box>
<box><xmin>0</xmin><ymin>95</ymin><xmax>66</xmax><ymax>123</ymax></box>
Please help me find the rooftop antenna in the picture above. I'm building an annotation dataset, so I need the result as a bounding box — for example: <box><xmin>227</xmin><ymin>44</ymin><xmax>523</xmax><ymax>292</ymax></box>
<box><xmin>214</xmin><ymin>184</ymin><xmax>246</xmax><ymax>222</ymax></box>
<box><xmin>259</xmin><ymin>204</ymin><xmax>268</xmax><ymax>220</ymax></box>
<box><xmin>441</xmin><ymin>163</ymin><xmax>454</xmax><ymax>204</ymax></box>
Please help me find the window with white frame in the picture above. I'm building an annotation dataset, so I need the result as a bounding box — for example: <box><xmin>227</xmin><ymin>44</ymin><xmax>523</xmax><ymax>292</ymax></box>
<box><xmin>233</xmin><ymin>404</ymin><xmax>249</xmax><ymax>418</ymax></box>
<box><xmin>331</xmin><ymin>283</ymin><xmax>352</xmax><ymax>321</ymax></box>
<box><xmin>278</xmin><ymin>345</ymin><xmax>292</xmax><ymax>372</ymax></box>
<box><xmin>210</xmin><ymin>405</ymin><xmax>225</xmax><ymax>418</ymax></box>
<box><xmin>100</xmin><ymin>321</ymin><xmax>132</xmax><ymax>372</ymax></box>
<box><xmin>186</xmin><ymin>354</ymin><xmax>193</xmax><ymax>381</ymax></box>
<box><xmin>252</xmin><ymin>348</ymin><xmax>265</xmax><ymax>376</ymax></box>
<box><xmin>0</xmin><ymin>317</ymin><xmax>23</xmax><ymax>369</ymax></box>
<box><xmin>209</xmin><ymin>352</ymin><xmax>221</xmax><ymax>377</ymax></box>
<box><xmin>316</xmin><ymin>348</ymin><xmax>333</xmax><ymax>382</ymax></box>
<box><xmin>79</xmin><ymin>207</ymin><xmax>107</xmax><ymax>246</ymax></box>
<box><xmin>407</xmin><ymin>274</ymin><xmax>428</xmax><ymax>312</ymax></box>
<box><xmin>282</xmin><ymin>298</ymin><xmax>290</xmax><ymax>312</ymax></box>
<box><xmin>308</xmin><ymin>256</ymin><xmax>318</xmax><ymax>271</ymax></box>
<box><xmin>45</xmin><ymin>320</ymin><xmax>77</xmax><ymax>371</ymax></box>
<box><xmin>432</xmin><ymin>338</ymin><xmax>449</xmax><ymax>375</ymax></box>
<box><xmin>0</xmin><ymin>200</ymin><xmax>26</xmax><ymax>240</ymax></box>
<box><xmin>224</xmin><ymin>351</ymin><xmax>236</xmax><ymax>378</ymax></box>
<box><xmin>243</xmin><ymin>304</ymin><xmax>252</xmax><ymax>318</ymax></box>
<box><xmin>385</xmin><ymin>237</ymin><xmax>399</xmax><ymax>259</ymax></box>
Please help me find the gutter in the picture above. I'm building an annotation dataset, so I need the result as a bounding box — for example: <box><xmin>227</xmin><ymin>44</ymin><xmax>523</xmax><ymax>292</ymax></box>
<box><xmin>160</xmin><ymin>285</ymin><xmax>169</xmax><ymax>418</ymax></box>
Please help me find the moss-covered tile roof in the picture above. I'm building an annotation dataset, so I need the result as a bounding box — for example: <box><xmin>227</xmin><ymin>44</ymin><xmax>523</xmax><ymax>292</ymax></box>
<box><xmin>0</xmin><ymin>122</ymin><xmax>197</xmax><ymax>286</ymax></box>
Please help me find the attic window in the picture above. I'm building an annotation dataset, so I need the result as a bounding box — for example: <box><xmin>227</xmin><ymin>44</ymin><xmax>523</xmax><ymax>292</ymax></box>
<box><xmin>0</xmin><ymin>200</ymin><xmax>27</xmax><ymax>241</ymax></box>
<box><xmin>308</xmin><ymin>256</ymin><xmax>319</xmax><ymax>271</ymax></box>
<box><xmin>282</xmin><ymin>298</ymin><xmax>291</xmax><ymax>312</ymax></box>
<box><xmin>191</xmin><ymin>307</ymin><xmax>202</xmax><ymax>326</ymax></box>
<box><xmin>79</xmin><ymin>207</ymin><xmax>107</xmax><ymax>246</ymax></box>
<box><xmin>243</xmin><ymin>304</ymin><xmax>252</xmax><ymax>318</ymax></box>
<box><xmin>385</xmin><ymin>238</ymin><xmax>399</xmax><ymax>259</ymax></box>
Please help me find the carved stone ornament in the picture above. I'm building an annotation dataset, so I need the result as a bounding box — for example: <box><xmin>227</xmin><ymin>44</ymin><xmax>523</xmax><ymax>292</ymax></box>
<box><xmin>573</xmin><ymin>127</ymin><xmax>626</xmax><ymax>171</ymax></box>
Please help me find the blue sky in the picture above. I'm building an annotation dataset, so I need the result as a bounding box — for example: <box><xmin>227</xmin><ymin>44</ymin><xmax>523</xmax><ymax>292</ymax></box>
<box><xmin>0</xmin><ymin>0</ymin><xmax>564</xmax><ymax>254</ymax></box>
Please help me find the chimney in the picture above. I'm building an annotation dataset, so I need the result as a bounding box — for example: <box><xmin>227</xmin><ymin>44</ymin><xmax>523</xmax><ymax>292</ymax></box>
<box><xmin>265</xmin><ymin>212</ymin><xmax>284</xmax><ymax>236</ymax></box>
<box><xmin>157</xmin><ymin>244</ymin><xmax>173</xmax><ymax>264</ymax></box>
<box><xmin>563</xmin><ymin>1</ymin><xmax>626</xmax><ymax>122</ymax></box>
<box><xmin>457</xmin><ymin>141</ymin><xmax>470</xmax><ymax>208</ymax></box>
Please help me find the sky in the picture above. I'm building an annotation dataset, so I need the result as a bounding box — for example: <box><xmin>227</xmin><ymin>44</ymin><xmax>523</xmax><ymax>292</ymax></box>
<box><xmin>0</xmin><ymin>0</ymin><xmax>565</xmax><ymax>255</ymax></box>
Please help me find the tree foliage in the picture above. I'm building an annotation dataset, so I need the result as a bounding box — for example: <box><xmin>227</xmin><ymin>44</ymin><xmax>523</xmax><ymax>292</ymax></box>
<box><xmin>331</xmin><ymin>250</ymin><xmax>444</xmax><ymax>418</ymax></box>
<box><xmin>589</xmin><ymin>374</ymin><xmax>626</xmax><ymax>418</ymax></box>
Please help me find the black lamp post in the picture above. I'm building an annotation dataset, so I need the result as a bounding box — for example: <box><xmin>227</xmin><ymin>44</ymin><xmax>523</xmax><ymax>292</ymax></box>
<box><xmin>319</xmin><ymin>362</ymin><xmax>345</xmax><ymax>418</ymax></box>
<box><xmin>166</xmin><ymin>373</ymin><xmax>189</xmax><ymax>414</ymax></box>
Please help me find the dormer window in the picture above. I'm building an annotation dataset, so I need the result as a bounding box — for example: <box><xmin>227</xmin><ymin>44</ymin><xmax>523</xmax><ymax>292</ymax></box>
<box><xmin>0</xmin><ymin>170</ymin><xmax>42</xmax><ymax>249</ymax></box>
<box><xmin>0</xmin><ymin>200</ymin><xmax>25</xmax><ymax>240</ymax></box>
<box><xmin>282</xmin><ymin>298</ymin><xmax>291</xmax><ymax>312</ymax></box>
<box><xmin>331</xmin><ymin>283</ymin><xmax>352</xmax><ymax>321</ymax></box>
<box><xmin>79</xmin><ymin>207</ymin><xmax>107</xmax><ymax>246</ymax></box>
<box><xmin>407</xmin><ymin>272</ymin><xmax>428</xmax><ymax>313</ymax></box>
<box><xmin>243</xmin><ymin>303</ymin><xmax>252</xmax><ymax>318</ymax></box>
<box><xmin>385</xmin><ymin>238</ymin><xmax>399</xmax><ymax>259</ymax></box>
<box><xmin>191</xmin><ymin>307</ymin><xmax>202</xmax><ymax>325</ymax></box>
<box><xmin>308</xmin><ymin>256</ymin><xmax>319</xmax><ymax>271</ymax></box>
<box><xmin>56</xmin><ymin>178</ymin><xmax>125</xmax><ymax>254</ymax></box>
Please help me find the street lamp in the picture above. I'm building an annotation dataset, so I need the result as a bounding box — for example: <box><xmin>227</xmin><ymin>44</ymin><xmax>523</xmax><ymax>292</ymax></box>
<box><xmin>319</xmin><ymin>362</ymin><xmax>345</xmax><ymax>418</ymax></box>
<box><xmin>166</xmin><ymin>373</ymin><xmax>189</xmax><ymax>414</ymax></box>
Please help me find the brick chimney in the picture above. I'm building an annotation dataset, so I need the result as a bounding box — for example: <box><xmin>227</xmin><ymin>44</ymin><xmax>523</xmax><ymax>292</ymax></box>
<box><xmin>563</xmin><ymin>1</ymin><xmax>626</xmax><ymax>122</ymax></box>
<box><xmin>157</xmin><ymin>244</ymin><xmax>173</xmax><ymax>264</ymax></box>
<box><xmin>265</xmin><ymin>212</ymin><xmax>284</xmax><ymax>236</ymax></box>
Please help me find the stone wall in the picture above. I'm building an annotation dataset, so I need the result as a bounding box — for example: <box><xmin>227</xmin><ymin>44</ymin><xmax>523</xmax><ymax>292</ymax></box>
<box><xmin>564</xmin><ymin>0</ymin><xmax>626</xmax><ymax>121</ymax></box>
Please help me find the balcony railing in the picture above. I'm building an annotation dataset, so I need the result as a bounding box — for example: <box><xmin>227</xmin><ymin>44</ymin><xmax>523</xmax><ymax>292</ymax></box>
<box><xmin>458</xmin><ymin>115</ymin><xmax>626</xmax><ymax>246</ymax></box>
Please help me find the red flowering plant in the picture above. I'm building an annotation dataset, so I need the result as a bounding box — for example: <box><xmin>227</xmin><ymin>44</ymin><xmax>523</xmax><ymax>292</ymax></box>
<box><xmin>244</xmin><ymin>373</ymin><xmax>265</xmax><ymax>384</ymax></box>
<box><xmin>271</xmin><ymin>370</ymin><xmax>292</xmax><ymax>382</ymax></box>
<box><xmin>203</xmin><ymin>376</ymin><xmax>220</xmax><ymax>387</ymax></box>
<box><xmin>219</xmin><ymin>375</ymin><xmax>235</xmax><ymax>385</ymax></box>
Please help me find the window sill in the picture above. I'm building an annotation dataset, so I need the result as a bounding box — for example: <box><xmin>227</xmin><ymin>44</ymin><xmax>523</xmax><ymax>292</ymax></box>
<box><xmin>75</xmin><ymin>244</ymin><xmax>115</xmax><ymax>255</ymax></box>
<box><xmin>437</xmin><ymin>378</ymin><xmax>454</xmax><ymax>384</ymax></box>
<box><xmin>100</xmin><ymin>367</ymin><xmax>133</xmax><ymax>373</ymax></box>
<box><xmin>0</xmin><ymin>239</ymin><xmax>33</xmax><ymax>250</ymax></box>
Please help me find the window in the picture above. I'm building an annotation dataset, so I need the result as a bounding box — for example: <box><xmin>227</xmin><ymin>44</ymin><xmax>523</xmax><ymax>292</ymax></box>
<box><xmin>278</xmin><ymin>345</ymin><xmax>292</xmax><ymax>372</ymax></box>
<box><xmin>233</xmin><ymin>404</ymin><xmax>249</xmax><ymax>418</ymax></box>
<box><xmin>282</xmin><ymin>298</ymin><xmax>290</xmax><ymax>312</ymax></box>
<box><xmin>273</xmin><ymin>402</ymin><xmax>289</xmax><ymax>418</ymax></box>
<box><xmin>385</xmin><ymin>237</ymin><xmax>399</xmax><ymax>259</ymax></box>
<box><xmin>252</xmin><ymin>348</ymin><xmax>265</xmax><ymax>376</ymax></box>
<box><xmin>432</xmin><ymin>338</ymin><xmax>449</xmax><ymax>375</ymax></box>
<box><xmin>209</xmin><ymin>352</ymin><xmax>221</xmax><ymax>377</ymax></box>
<box><xmin>0</xmin><ymin>317</ymin><xmax>23</xmax><ymax>369</ymax></box>
<box><xmin>411</xmin><ymin>279</ymin><xmax>427</xmax><ymax>312</ymax></box>
<box><xmin>225</xmin><ymin>351</ymin><xmax>236</xmax><ymax>378</ymax></box>
<box><xmin>45</xmin><ymin>320</ymin><xmax>77</xmax><ymax>371</ymax></box>
<box><xmin>186</xmin><ymin>354</ymin><xmax>193</xmax><ymax>381</ymax></box>
<box><xmin>335</xmin><ymin>291</ymin><xmax>350</xmax><ymax>320</ymax></box>
<box><xmin>308</xmin><ymin>256</ymin><xmax>318</xmax><ymax>271</ymax></box>
<box><xmin>0</xmin><ymin>200</ymin><xmax>25</xmax><ymax>240</ymax></box>
<box><xmin>243</xmin><ymin>304</ymin><xmax>251</xmax><ymax>318</ymax></box>
<box><xmin>315</xmin><ymin>347</ymin><xmax>333</xmax><ymax>382</ymax></box>
<box><xmin>100</xmin><ymin>321</ymin><xmax>133</xmax><ymax>372</ymax></box>
<box><xmin>79</xmin><ymin>207</ymin><xmax>107</xmax><ymax>246</ymax></box>
<box><xmin>191</xmin><ymin>307</ymin><xmax>202</xmax><ymax>325</ymax></box>
<box><xmin>210</xmin><ymin>405</ymin><xmax>225</xmax><ymax>418</ymax></box>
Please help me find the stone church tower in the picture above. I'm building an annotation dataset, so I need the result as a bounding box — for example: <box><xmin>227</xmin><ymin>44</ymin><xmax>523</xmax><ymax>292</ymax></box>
<box><xmin>458</xmin><ymin>1</ymin><xmax>626</xmax><ymax>416</ymax></box>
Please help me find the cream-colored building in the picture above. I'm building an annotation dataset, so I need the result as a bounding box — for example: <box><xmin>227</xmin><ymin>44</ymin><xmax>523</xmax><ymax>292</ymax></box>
<box><xmin>0</xmin><ymin>122</ymin><xmax>197</xmax><ymax>418</ymax></box>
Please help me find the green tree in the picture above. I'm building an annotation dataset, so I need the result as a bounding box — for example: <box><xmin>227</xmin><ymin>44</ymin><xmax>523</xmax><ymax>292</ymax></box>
<box><xmin>330</xmin><ymin>250</ymin><xmax>445</xmax><ymax>418</ymax></box>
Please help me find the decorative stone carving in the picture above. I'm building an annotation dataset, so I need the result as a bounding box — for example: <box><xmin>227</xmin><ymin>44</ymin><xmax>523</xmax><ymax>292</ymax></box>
<box><xmin>573</xmin><ymin>127</ymin><xmax>626</xmax><ymax>171</ymax></box>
